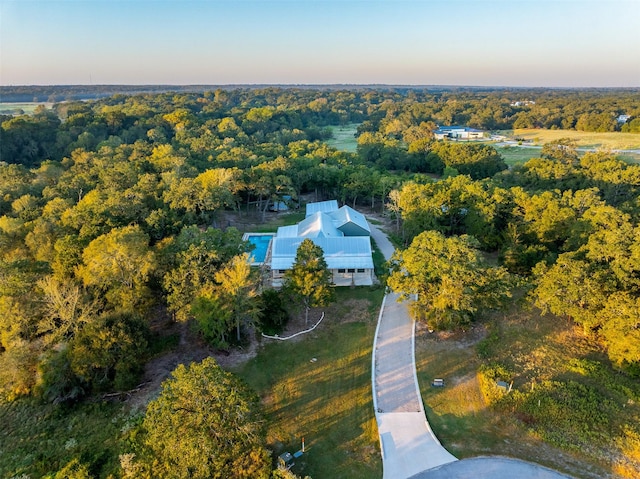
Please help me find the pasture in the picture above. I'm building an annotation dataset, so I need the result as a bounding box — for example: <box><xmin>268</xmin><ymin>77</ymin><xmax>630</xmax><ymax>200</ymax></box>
<box><xmin>326</xmin><ymin>124</ymin><xmax>360</xmax><ymax>153</ymax></box>
<box><xmin>0</xmin><ymin>102</ymin><xmax>52</xmax><ymax>115</ymax></box>
<box><xmin>507</xmin><ymin>128</ymin><xmax>640</xmax><ymax>150</ymax></box>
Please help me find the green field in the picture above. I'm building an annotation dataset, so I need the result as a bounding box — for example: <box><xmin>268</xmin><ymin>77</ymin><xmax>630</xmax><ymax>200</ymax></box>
<box><xmin>496</xmin><ymin>146</ymin><xmax>543</xmax><ymax>166</ymax></box>
<box><xmin>234</xmin><ymin>287</ymin><xmax>384</xmax><ymax>479</ymax></box>
<box><xmin>415</xmin><ymin>301</ymin><xmax>640</xmax><ymax>479</ymax></box>
<box><xmin>505</xmin><ymin>129</ymin><xmax>640</xmax><ymax>150</ymax></box>
<box><xmin>0</xmin><ymin>102</ymin><xmax>53</xmax><ymax>115</ymax></box>
<box><xmin>325</xmin><ymin>124</ymin><xmax>360</xmax><ymax>153</ymax></box>
<box><xmin>495</xmin><ymin>144</ymin><xmax>640</xmax><ymax>166</ymax></box>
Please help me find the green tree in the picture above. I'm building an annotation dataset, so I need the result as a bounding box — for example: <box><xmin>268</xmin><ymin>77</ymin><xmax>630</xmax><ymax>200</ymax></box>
<box><xmin>284</xmin><ymin>239</ymin><xmax>334</xmax><ymax>325</ymax></box>
<box><xmin>77</xmin><ymin>225</ymin><xmax>155</xmax><ymax>311</ymax></box>
<box><xmin>599</xmin><ymin>292</ymin><xmax>640</xmax><ymax>375</ymax></box>
<box><xmin>213</xmin><ymin>253</ymin><xmax>261</xmax><ymax>342</ymax></box>
<box><xmin>163</xmin><ymin>226</ymin><xmax>247</xmax><ymax>322</ymax></box>
<box><xmin>137</xmin><ymin>357</ymin><xmax>271</xmax><ymax>479</ymax></box>
<box><xmin>532</xmin><ymin>252</ymin><xmax>611</xmax><ymax>331</ymax></box>
<box><xmin>36</xmin><ymin>275</ymin><xmax>100</xmax><ymax>344</ymax></box>
<box><xmin>388</xmin><ymin>231</ymin><xmax>511</xmax><ymax>330</ymax></box>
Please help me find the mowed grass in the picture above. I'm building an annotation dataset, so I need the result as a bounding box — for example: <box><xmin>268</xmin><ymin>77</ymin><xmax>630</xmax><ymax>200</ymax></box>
<box><xmin>496</xmin><ymin>146</ymin><xmax>543</xmax><ymax>166</ymax></box>
<box><xmin>496</xmin><ymin>144</ymin><xmax>640</xmax><ymax>166</ymax></box>
<box><xmin>234</xmin><ymin>287</ymin><xmax>384</xmax><ymax>479</ymax></box>
<box><xmin>325</xmin><ymin>124</ymin><xmax>360</xmax><ymax>153</ymax></box>
<box><xmin>507</xmin><ymin>129</ymin><xmax>640</xmax><ymax>150</ymax></box>
<box><xmin>415</xmin><ymin>303</ymin><xmax>640</xmax><ymax>479</ymax></box>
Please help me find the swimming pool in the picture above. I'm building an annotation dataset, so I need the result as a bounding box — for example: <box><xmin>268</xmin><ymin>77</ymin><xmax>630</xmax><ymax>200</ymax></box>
<box><xmin>244</xmin><ymin>233</ymin><xmax>274</xmax><ymax>265</ymax></box>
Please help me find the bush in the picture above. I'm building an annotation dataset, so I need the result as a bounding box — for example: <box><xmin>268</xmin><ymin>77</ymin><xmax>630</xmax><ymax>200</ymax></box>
<box><xmin>36</xmin><ymin>312</ymin><xmax>150</xmax><ymax>403</ymax></box>
<box><xmin>258</xmin><ymin>289</ymin><xmax>289</xmax><ymax>335</ymax></box>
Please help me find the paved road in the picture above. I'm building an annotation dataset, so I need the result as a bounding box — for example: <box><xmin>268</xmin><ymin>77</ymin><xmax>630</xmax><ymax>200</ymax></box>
<box><xmin>411</xmin><ymin>457</ymin><xmax>572</xmax><ymax>479</ymax></box>
<box><xmin>368</xmin><ymin>222</ymin><xmax>574</xmax><ymax>479</ymax></box>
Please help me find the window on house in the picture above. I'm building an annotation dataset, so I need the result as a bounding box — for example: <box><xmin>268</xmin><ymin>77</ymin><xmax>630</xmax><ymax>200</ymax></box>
<box><xmin>357</xmin><ymin>268</ymin><xmax>365</xmax><ymax>273</ymax></box>
<box><xmin>347</xmin><ymin>268</ymin><xmax>355</xmax><ymax>273</ymax></box>
<box><xmin>338</xmin><ymin>269</ymin><xmax>346</xmax><ymax>273</ymax></box>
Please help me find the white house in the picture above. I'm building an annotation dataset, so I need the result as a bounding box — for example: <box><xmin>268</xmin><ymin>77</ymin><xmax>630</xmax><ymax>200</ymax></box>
<box><xmin>433</xmin><ymin>126</ymin><xmax>485</xmax><ymax>140</ymax></box>
<box><xmin>270</xmin><ymin>201</ymin><xmax>374</xmax><ymax>287</ymax></box>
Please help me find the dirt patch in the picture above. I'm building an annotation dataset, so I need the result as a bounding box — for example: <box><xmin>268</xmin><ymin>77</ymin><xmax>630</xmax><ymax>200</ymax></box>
<box><xmin>127</xmin><ymin>315</ymin><xmax>260</xmax><ymax>411</ymax></box>
<box><xmin>326</xmin><ymin>298</ymin><xmax>372</xmax><ymax>323</ymax></box>
<box><xmin>416</xmin><ymin>321</ymin><xmax>487</xmax><ymax>348</ymax></box>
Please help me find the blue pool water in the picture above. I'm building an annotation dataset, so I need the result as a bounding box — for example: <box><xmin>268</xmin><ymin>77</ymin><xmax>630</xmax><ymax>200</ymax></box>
<box><xmin>246</xmin><ymin>234</ymin><xmax>274</xmax><ymax>264</ymax></box>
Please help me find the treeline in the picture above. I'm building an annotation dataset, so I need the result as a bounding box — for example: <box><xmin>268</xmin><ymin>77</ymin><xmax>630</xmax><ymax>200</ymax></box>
<box><xmin>389</xmin><ymin>139</ymin><xmax>640</xmax><ymax>375</ymax></box>
<box><xmin>1</xmin><ymin>87</ymin><xmax>639</xmax><ymax>477</ymax></box>
<box><xmin>0</xmin><ymin>88</ymin><xmax>439</xmax><ymax>405</ymax></box>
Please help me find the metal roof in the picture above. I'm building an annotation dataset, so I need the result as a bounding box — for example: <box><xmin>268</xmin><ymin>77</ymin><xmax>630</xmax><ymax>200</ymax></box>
<box><xmin>331</xmin><ymin>205</ymin><xmax>371</xmax><ymax>236</ymax></box>
<box><xmin>305</xmin><ymin>200</ymin><xmax>339</xmax><ymax>217</ymax></box>
<box><xmin>297</xmin><ymin>212</ymin><xmax>343</xmax><ymax>238</ymax></box>
<box><xmin>270</xmin><ymin>236</ymin><xmax>374</xmax><ymax>270</ymax></box>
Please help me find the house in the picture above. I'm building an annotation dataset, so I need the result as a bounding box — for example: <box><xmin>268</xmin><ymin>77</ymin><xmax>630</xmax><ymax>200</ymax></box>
<box><xmin>269</xmin><ymin>201</ymin><xmax>374</xmax><ymax>287</ymax></box>
<box><xmin>433</xmin><ymin>126</ymin><xmax>485</xmax><ymax>141</ymax></box>
<box><xmin>510</xmin><ymin>100</ymin><xmax>536</xmax><ymax>107</ymax></box>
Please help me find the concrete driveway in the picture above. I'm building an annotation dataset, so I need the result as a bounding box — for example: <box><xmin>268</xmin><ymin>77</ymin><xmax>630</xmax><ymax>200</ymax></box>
<box><xmin>370</xmin><ymin>223</ymin><xmax>457</xmax><ymax>478</ymax></box>
<box><xmin>368</xmin><ymin>222</ymin><xmax>573</xmax><ymax>479</ymax></box>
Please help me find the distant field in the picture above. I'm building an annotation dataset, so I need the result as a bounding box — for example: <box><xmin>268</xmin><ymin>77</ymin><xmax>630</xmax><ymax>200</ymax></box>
<box><xmin>325</xmin><ymin>124</ymin><xmax>360</xmax><ymax>153</ymax></box>
<box><xmin>504</xmin><ymin>128</ymin><xmax>640</xmax><ymax>150</ymax></box>
<box><xmin>495</xmin><ymin>144</ymin><xmax>640</xmax><ymax>166</ymax></box>
<box><xmin>0</xmin><ymin>102</ymin><xmax>52</xmax><ymax>115</ymax></box>
<box><xmin>496</xmin><ymin>146</ymin><xmax>542</xmax><ymax>166</ymax></box>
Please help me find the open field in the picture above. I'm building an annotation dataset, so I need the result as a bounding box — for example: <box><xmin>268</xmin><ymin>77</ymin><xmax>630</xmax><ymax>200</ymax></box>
<box><xmin>496</xmin><ymin>146</ymin><xmax>543</xmax><ymax>166</ymax></box>
<box><xmin>495</xmin><ymin>144</ymin><xmax>640</xmax><ymax>166</ymax></box>
<box><xmin>234</xmin><ymin>287</ymin><xmax>384</xmax><ymax>479</ymax></box>
<box><xmin>326</xmin><ymin>124</ymin><xmax>360</xmax><ymax>153</ymax></box>
<box><xmin>415</xmin><ymin>301</ymin><xmax>640</xmax><ymax>479</ymax></box>
<box><xmin>504</xmin><ymin>129</ymin><xmax>640</xmax><ymax>150</ymax></box>
<box><xmin>0</xmin><ymin>102</ymin><xmax>53</xmax><ymax>115</ymax></box>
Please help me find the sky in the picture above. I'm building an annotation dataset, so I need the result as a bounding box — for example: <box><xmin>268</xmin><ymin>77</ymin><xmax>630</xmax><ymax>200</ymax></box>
<box><xmin>1</xmin><ymin>0</ymin><xmax>639</xmax><ymax>87</ymax></box>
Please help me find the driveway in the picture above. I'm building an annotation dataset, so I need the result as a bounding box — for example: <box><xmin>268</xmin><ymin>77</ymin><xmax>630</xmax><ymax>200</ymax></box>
<box><xmin>370</xmin><ymin>223</ymin><xmax>457</xmax><ymax>478</ymax></box>
<box><xmin>368</xmin><ymin>222</ymin><xmax>573</xmax><ymax>479</ymax></box>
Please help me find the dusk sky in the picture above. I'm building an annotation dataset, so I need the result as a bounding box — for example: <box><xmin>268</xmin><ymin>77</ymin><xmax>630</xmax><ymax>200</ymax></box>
<box><xmin>1</xmin><ymin>0</ymin><xmax>639</xmax><ymax>87</ymax></box>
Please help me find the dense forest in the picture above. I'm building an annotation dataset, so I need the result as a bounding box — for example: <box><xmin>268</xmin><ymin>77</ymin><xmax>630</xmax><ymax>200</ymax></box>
<box><xmin>1</xmin><ymin>87</ymin><xmax>639</xmax><ymax>478</ymax></box>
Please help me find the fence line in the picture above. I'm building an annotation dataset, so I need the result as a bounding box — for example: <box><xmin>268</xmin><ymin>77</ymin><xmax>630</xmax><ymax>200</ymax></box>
<box><xmin>261</xmin><ymin>312</ymin><xmax>325</xmax><ymax>341</ymax></box>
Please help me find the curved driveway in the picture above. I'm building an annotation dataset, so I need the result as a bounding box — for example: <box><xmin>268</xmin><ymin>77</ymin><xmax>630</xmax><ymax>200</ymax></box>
<box><xmin>369</xmin><ymin>223</ymin><xmax>572</xmax><ymax>479</ymax></box>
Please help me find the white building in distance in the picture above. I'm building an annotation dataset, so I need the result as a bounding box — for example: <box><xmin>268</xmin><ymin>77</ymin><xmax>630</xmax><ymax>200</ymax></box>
<box><xmin>433</xmin><ymin>126</ymin><xmax>484</xmax><ymax>140</ymax></box>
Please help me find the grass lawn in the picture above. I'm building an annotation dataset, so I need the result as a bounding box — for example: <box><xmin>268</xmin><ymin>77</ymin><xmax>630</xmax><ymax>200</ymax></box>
<box><xmin>325</xmin><ymin>124</ymin><xmax>360</xmax><ymax>153</ymax></box>
<box><xmin>234</xmin><ymin>287</ymin><xmax>384</xmax><ymax>479</ymax></box>
<box><xmin>496</xmin><ymin>144</ymin><xmax>640</xmax><ymax>166</ymax></box>
<box><xmin>230</xmin><ymin>210</ymin><xmax>306</xmax><ymax>233</ymax></box>
<box><xmin>496</xmin><ymin>146</ymin><xmax>543</xmax><ymax>166</ymax></box>
<box><xmin>501</xmin><ymin>129</ymin><xmax>640</xmax><ymax>150</ymax></box>
<box><xmin>415</xmin><ymin>301</ymin><xmax>640</xmax><ymax>479</ymax></box>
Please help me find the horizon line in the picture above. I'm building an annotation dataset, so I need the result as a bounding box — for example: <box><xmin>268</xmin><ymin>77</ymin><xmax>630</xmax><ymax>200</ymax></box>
<box><xmin>2</xmin><ymin>83</ymin><xmax>639</xmax><ymax>90</ymax></box>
